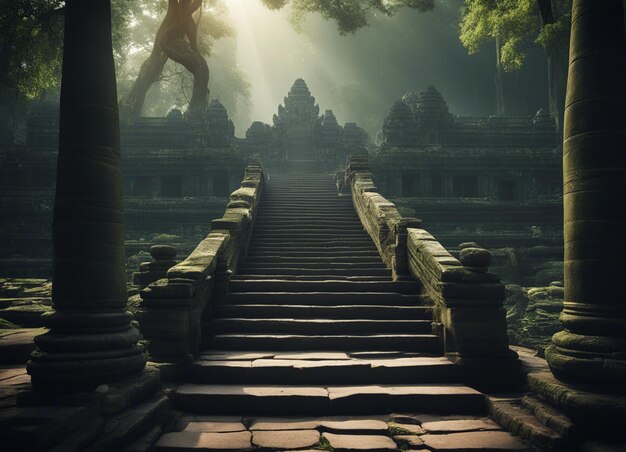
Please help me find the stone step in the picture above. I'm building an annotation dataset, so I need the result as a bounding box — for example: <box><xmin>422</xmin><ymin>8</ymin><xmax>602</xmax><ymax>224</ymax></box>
<box><xmin>236</xmin><ymin>268</ymin><xmax>390</xmax><ymax>277</ymax></box>
<box><xmin>488</xmin><ymin>397</ymin><xmax>569</xmax><ymax>451</ymax></box>
<box><xmin>257</xmin><ymin>209</ymin><xmax>350</xmax><ymax>213</ymax></box>
<box><xmin>248</xmin><ymin>249</ymin><xmax>378</xmax><ymax>255</ymax></box>
<box><xmin>173</xmin><ymin>384</ymin><xmax>487</xmax><ymax>415</ymax></box>
<box><xmin>244</xmin><ymin>256</ymin><xmax>386</xmax><ymax>265</ymax></box>
<box><xmin>253</xmin><ymin>222</ymin><xmax>363</xmax><ymax>229</ymax></box>
<box><xmin>228</xmin><ymin>280</ymin><xmax>419</xmax><ymax>294</ymax></box>
<box><xmin>215</xmin><ymin>304</ymin><xmax>432</xmax><ymax>320</ymax></box>
<box><xmin>246</xmin><ymin>250</ymin><xmax>380</xmax><ymax>258</ymax></box>
<box><xmin>209</xmin><ymin>334</ymin><xmax>440</xmax><ymax>352</ymax></box>
<box><xmin>255</xmin><ymin>212</ymin><xmax>358</xmax><ymax>219</ymax></box>
<box><xmin>258</xmin><ymin>198</ymin><xmax>352</xmax><ymax>204</ymax></box>
<box><xmin>247</xmin><ymin>238</ymin><xmax>375</xmax><ymax>246</ymax></box>
<box><xmin>238</xmin><ymin>261</ymin><xmax>387</xmax><ymax>269</ymax></box>
<box><xmin>225</xmin><ymin>292</ymin><xmax>421</xmax><ymax>305</ymax></box>
<box><xmin>190</xmin><ymin>356</ymin><xmax>461</xmax><ymax>385</ymax></box>
<box><xmin>212</xmin><ymin>318</ymin><xmax>432</xmax><ymax>335</ymax></box>
<box><xmin>255</xmin><ymin>215</ymin><xmax>358</xmax><ymax>221</ymax></box>
<box><xmin>230</xmin><ymin>275</ymin><xmax>391</xmax><ymax>281</ymax></box>
<box><xmin>250</xmin><ymin>232</ymin><xmax>371</xmax><ymax>240</ymax></box>
<box><xmin>248</xmin><ymin>243</ymin><xmax>376</xmax><ymax>250</ymax></box>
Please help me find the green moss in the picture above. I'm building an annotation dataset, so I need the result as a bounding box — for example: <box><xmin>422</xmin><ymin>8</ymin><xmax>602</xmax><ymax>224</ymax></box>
<box><xmin>0</xmin><ymin>318</ymin><xmax>20</xmax><ymax>329</ymax></box>
<box><xmin>317</xmin><ymin>436</ymin><xmax>334</xmax><ymax>451</ymax></box>
<box><xmin>388</xmin><ymin>425</ymin><xmax>413</xmax><ymax>436</ymax></box>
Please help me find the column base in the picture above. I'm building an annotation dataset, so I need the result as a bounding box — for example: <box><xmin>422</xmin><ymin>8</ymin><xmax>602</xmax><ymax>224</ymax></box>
<box><xmin>19</xmin><ymin>366</ymin><xmax>161</xmax><ymax>415</ymax></box>
<box><xmin>529</xmin><ymin>371</ymin><xmax>626</xmax><ymax>440</ymax></box>
<box><xmin>545</xmin><ymin>341</ymin><xmax>626</xmax><ymax>386</ymax></box>
<box><xmin>27</xmin><ymin>310</ymin><xmax>148</xmax><ymax>393</ymax></box>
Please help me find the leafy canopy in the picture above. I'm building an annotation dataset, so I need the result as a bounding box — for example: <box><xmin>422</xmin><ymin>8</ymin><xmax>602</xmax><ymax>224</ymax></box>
<box><xmin>459</xmin><ymin>0</ymin><xmax>577</xmax><ymax>72</ymax></box>
<box><xmin>260</xmin><ymin>0</ymin><xmax>435</xmax><ymax>34</ymax></box>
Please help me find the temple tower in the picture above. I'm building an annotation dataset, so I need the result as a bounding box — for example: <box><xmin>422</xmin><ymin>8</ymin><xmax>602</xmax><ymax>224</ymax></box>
<box><xmin>274</xmin><ymin>79</ymin><xmax>321</xmax><ymax>162</ymax></box>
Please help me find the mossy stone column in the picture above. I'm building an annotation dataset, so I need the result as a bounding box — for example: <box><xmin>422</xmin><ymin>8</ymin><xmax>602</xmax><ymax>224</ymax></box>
<box><xmin>27</xmin><ymin>0</ymin><xmax>147</xmax><ymax>392</ymax></box>
<box><xmin>545</xmin><ymin>0</ymin><xmax>626</xmax><ymax>385</ymax></box>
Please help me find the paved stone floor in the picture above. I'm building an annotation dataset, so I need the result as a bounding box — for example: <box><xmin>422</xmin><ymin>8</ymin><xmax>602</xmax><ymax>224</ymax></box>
<box><xmin>156</xmin><ymin>413</ymin><xmax>532</xmax><ymax>451</ymax></box>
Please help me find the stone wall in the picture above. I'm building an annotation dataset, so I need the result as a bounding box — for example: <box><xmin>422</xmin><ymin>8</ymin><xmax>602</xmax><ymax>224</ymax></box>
<box><xmin>0</xmin><ymin>102</ymin><xmax>247</xmax><ymax>278</ymax></box>
<box><xmin>372</xmin><ymin>86</ymin><xmax>563</xmax><ymax>285</ymax></box>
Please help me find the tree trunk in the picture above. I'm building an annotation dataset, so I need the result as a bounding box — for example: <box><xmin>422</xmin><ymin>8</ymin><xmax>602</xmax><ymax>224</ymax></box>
<box><xmin>495</xmin><ymin>36</ymin><xmax>506</xmax><ymax>116</ymax></box>
<box><xmin>537</xmin><ymin>0</ymin><xmax>567</xmax><ymax>134</ymax></box>
<box><xmin>161</xmin><ymin>35</ymin><xmax>209</xmax><ymax>117</ymax></box>
<box><xmin>0</xmin><ymin>19</ymin><xmax>18</xmax><ymax>145</ymax></box>
<box><xmin>546</xmin><ymin>46</ymin><xmax>567</xmax><ymax>133</ymax></box>
<box><xmin>119</xmin><ymin>49</ymin><xmax>168</xmax><ymax>124</ymax></box>
<box><xmin>119</xmin><ymin>0</ymin><xmax>208</xmax><ymax>123</ymax></box>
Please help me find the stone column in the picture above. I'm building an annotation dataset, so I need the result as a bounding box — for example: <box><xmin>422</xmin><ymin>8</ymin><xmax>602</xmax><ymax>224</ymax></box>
<box><xmin>545</xmin><ymin>0</ymin><xmax>626</xmax><ymax>385</ymax></box>
<box><xmin>27</xmin><ymin>0</ymin><xmax>147</xmax><ymax>392</ymax></box>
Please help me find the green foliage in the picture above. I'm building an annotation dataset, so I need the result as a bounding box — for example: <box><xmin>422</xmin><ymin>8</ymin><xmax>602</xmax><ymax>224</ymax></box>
<box><xmin>0</xmin><ymin>0</ymin><xmax>149</xmax><ymax>100</ymax></box>
<box><xmin>0</xmin><ymin>1</ymin><xmax>64</xmax><ymax>99</ymax></box>
<box><xmin>460</xmin><ymin>0</ymin><xmax>538</xmax><ymax>72</ymax></box>
<box><xmin>317</xmin><ymin>436</ymin><xmax>334</xmax><ymax>451</ymax></box>
<box><xmin>535</xmin><ymin>13</ymin><xmax>571</xmax><ymax>51</ymax></box>
<box><xmin>388</xmin><ymin>425</ymin><xmax>414</xmax><ymax>435</ymax></box>
<box><xmin>262</xmin><ymin>0</ymin><xmax>435</xmax><ymax>34</ymax></box>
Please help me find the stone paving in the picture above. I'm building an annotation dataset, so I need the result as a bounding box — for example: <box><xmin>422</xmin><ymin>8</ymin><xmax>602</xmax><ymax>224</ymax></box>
<box><xmin>156</xmin><ymin>413</ymin><xmax>532</xmax><ymax>451</ymax></box>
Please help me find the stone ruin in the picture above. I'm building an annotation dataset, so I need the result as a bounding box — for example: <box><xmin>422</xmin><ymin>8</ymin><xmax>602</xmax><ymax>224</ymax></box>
<box><xmin>373</xmin><ymin>85</ymin><xmax>563</xmax><ymax>287</ymax></box>
<box><xmin>0</xmin><ymin>99</ymin><xmax>246</xmax><ymax>277</ymax></box>
<box><xmin>240</xmin><ymin>79</ymin><xmax>368</xmax><ymax>171</ymax></box>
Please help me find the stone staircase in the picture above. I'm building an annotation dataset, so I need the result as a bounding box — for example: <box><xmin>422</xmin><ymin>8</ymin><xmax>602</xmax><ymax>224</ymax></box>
<box><xmin>171</xmin><ymin>173</ymin><xmax>492</xmax><ymax>418</ymax></box>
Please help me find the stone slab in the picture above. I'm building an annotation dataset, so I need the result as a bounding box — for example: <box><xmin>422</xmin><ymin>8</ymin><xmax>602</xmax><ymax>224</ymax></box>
<box><xmin>249</xmin><ymin>416</ymin><xmax>388</xmax><ymax>433</ymax></box>
<box><xmin>182</xmin><ymin>420</ymin><xmax>247</xmax><ymax>433</ymax></box>
<box><xmin>156</xmin><ymin>431</ymin><xmax>252</xmax><ymax>450</ymax></box>
<box><xmin>328</xmin><ymin>385</ymin><xmax>481</xmax><ymax>399</ymax></box>
<box><xmin>177</xmin><ymin>384</ymin><xmax>328</xmax><ymax>398</ymax></box>
<box><xmin>0</xmin><ymin>365</ymin><xmax>28</xmax><ymax>384</ymax></box>
<box><xmin>273</xmin><ymin>352</ymin><xmax>351</xmax><ymax>360</ymax></box>
<box><xmin>420</xmin><ymin>431</ymin><xmax>531</xmax><ymax>451</ymax></box>
<box><xmin>369</xmin><ymin>357</ymin><xmax>452</xmax><ymax>368</ymax></box>
<box><xmin>421</xmin><ymin>419</ymin><xmax>501</xmax><ymax>433</ymax></box>
<box><xmin>322</xmin><ymin>419</ymin><xmax>389</xmax><ymax>433</ymax></box>
<box><xmin>389</xmin><ymin>422</ymin><xmax>426</xmax><ymax>434</ymax></box>
<box><xmin>199</xmin><ymin>352</ymin><xmax>275</xmax><ymax>361</ymax></box>
<box><xmin>252</xmin><ymin>429</ymin><xmax>320</xmax><ymax>449</ymax></box>
<box><xmin>175</xmin><ymin>385</ymin><xmax>330</xmax><ymax>415</ymax></box>
<box><xmin>0</xmin><ymin>328</ymin><xmax>44</xmax><ymax>364</ymax></box>
<box><xmin>250</xmin><ymin>417</ymin><xmax>320</xmax><ymax>431</ymax></box>
<box><xmin>323</xmin><ymin>432</ymin><xmax>398</xmax><ymax>451</ymax></box>
<box><xmin>394</xmin><ymin>435</ymin><xmax>424</xmax><ymax>447</ymax></box>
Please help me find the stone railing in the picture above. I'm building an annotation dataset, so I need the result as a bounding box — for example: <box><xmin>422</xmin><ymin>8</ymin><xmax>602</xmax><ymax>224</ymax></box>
<box><xmin>344</xmin><ymin>154</ymin><xmax>422</xmax><ymax>280</ymax></box>
<box><xmin>343</xmin><ymin>154</ymin><xmax>520</xmax><ymax>389</ymax></box>
<box><xmin>137</xmin><ymin>162</ymin><xmax>264</xmax><ymax>367</ymax></box>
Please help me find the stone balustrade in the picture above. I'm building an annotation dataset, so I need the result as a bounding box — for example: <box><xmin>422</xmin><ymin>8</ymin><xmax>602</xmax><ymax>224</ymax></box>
<box><xmin>343</xmin><ymin>154</ymin><xmax>520</xmax><ymax>389</ymax></box>
<box><xmin>344</xmin><ymin>154</ymin><xmax>422</xmax><ymax>280</ymax></box>
<box><xmin>139</xmin><ymin>162</ymin><xmax>264</xmax><ymax>366</ymax></box>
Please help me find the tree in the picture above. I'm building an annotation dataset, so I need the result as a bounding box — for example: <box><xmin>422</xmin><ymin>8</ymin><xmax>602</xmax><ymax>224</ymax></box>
<box><xmin>459</xmin><ymin>0</ymin><xmax>587</xmax><ymax>131</ymax></box>
<box><xmin>261</xmin><ymin>0</ymin><xmax>436</xmax><ymax>34</ymax></box>
<box><xmin>0</xmin><ymin>0</ymin><xmax>142</xmax><ymax>144</ymax></box>
<box><xmin>120</xmin><ymin>0</ymin><xmax>212</xmax><ymax>122</ymax></box>
<box><xmin>459</xmin><ymin>0</ymin><xmax>542</xmax><ymax>117</ymax></box>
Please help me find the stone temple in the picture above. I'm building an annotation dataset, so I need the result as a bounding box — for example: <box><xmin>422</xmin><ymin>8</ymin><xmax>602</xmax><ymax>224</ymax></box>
<box><xmin>0</xmin><ymin>0</ymin><xmax>625</xmax><ymax>450</ymax></box>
